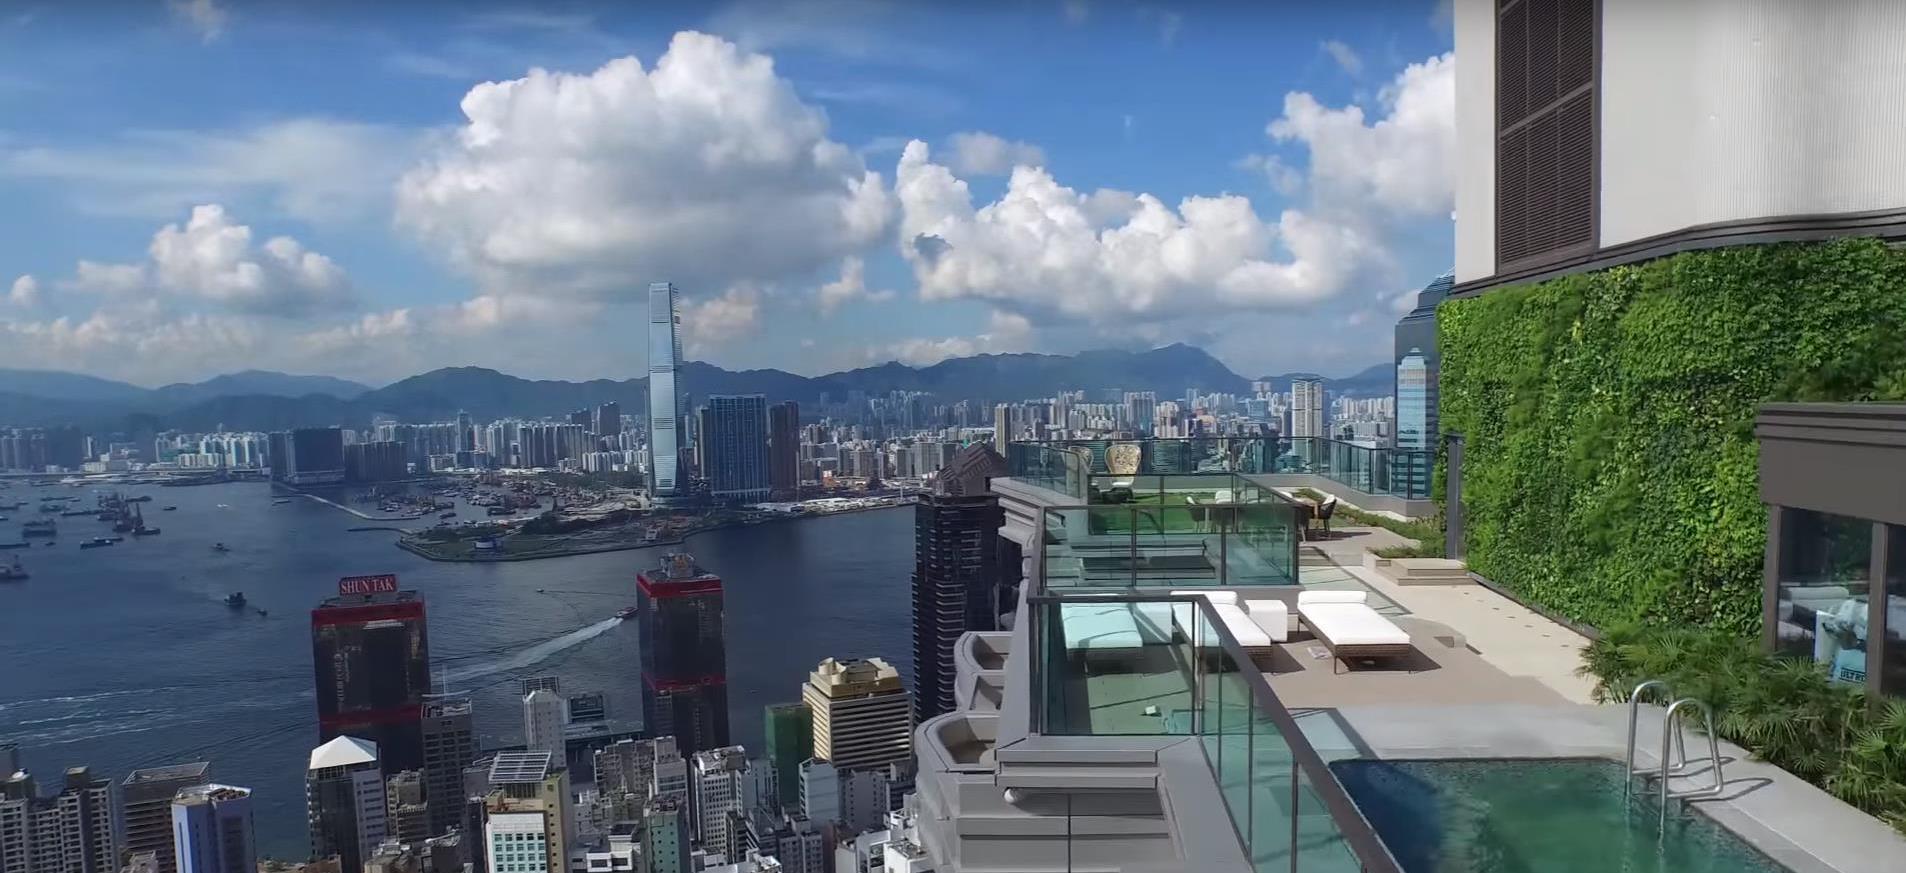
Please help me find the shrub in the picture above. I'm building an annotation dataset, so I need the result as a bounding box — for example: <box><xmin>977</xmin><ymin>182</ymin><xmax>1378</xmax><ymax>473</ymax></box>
<box><xmin>1580</xmin><ymin>623</ymin><xmax>1906</xmax><ymax>831</ymax></box>
<box><xmin>1440</xmin><ymin>239</ymin><xmax>1906</xmax><ymax>633</ymax></box>
<box><xmin>1298</xmin><ymin>488</ymin><xmax>1445</xmax><ymax>557</ymax></box>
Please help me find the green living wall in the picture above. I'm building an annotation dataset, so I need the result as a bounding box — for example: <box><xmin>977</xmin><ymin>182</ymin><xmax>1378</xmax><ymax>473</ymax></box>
<box><xmin>1439</xmin><ymin>239</ymin><xmax>1906</xmax><ymax>634</ymax></box>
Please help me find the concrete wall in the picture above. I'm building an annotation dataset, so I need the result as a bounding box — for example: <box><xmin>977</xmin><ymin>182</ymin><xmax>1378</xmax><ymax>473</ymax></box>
<box><xmin>1452</xmin><ymin>0</ymin><xmax>1497</xmax><ymax>283</ymax></box>
<box><xmin>1600</xmin><ymin>0</ymin><xmax>1906</xmax><ymax>247</ymax></box>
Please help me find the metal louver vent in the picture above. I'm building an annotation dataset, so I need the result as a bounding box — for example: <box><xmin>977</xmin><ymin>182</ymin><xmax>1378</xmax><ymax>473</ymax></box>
<box><xmin>1496</xmin><ymin>0</ymin><xmax>1597</xmax><ymax>270</ymax></box>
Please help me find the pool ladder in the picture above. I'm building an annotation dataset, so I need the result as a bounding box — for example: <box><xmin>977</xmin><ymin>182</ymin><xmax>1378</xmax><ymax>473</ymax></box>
<box><xmin>1624</xmin><ymin>679</ymin><xmax>1726</xmax><ymax>830</ymax></box>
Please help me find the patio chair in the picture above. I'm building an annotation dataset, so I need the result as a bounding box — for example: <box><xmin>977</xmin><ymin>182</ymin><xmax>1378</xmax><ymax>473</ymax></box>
<box><xmin>1310</xmin><ymin>495</ymin><xmax>1338</xmax><ymax>539</ymax></box>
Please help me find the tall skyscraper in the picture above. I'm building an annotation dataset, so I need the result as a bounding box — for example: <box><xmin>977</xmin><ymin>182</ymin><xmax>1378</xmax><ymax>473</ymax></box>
<box><xmin>1396</xmin><ymin>350</ymin><xmax>1432</xmax><ymax>494</ymax></box>
<box><xmin>689</xmin><ymin>747</ymin><xmax>749</xmax><ymax>852</ymax></box>
<box><xmin>457</xmin><ymin>411</ymin><xmax>475</xmax><ymax>453</ymax></box>
<box><xmin>1394</xmin><ymin>270</ymin><xmax>1452</xmax><ymax>448</ymax></box>
<box><xmin>171</xmin><ymin>785</ymin><xmax>254</xmax><ymax>873</ymax></box>
<box><xmin>912</xmin><ymin>444</ymin><xmax>1010</xmax><ymax>720</ymax></box>
<box><xmin>1290</xmin><ymin>376</ymin><xmax>1326</xmax><ymax>439</ymax></box>
<box><xmin>522</xmin><ymin>689</ymin><xmax>565</xmax><ymax>761</ymax></box>
<box><xmin>636</xmin><ymin>554</ymin><xmax>730</xmax><ymax>756</ymax></box>
<box><xmin>310</xmin><ymin>581</ymin><xmax>430</xmax><ymax>773</ymax></box>
<box><xmin>1122</xmin><ymin>392</ymin><xmax>1157</xmax><ymax>436</ymax></box>
<box><xmin>121</xmin><ymin>762</ymin><xmax>210</xmax><ymax>873</ymax></box>
<box><xmin>703</xmin><ymin>395</ymin><xmax>771</xmax><ymax>502</ymax></box>
<box><xmin>992</xmin><ymin>404</ymin><xmax>1011</xmax><ymax>445</ymax></box>
<box><xmin>306</xmin><ymin>736</ymin><xmax>387</xmax><ymax>873</ymax></box>
<box><xmin>762</xmin><ymin>704</ymin><xmax>813</xmax><ymax>813</ymax></box>
<box><xmin>802</xmin><ymin>658</ymin><xmax>913</xmax><ymax>772</ymax></box>
<box><xmin>647</xmin><ymin>282</ymin><xmax>685</xmax><ymax>500</ymax></box>
<box><xmin>767</xmin><ymin>401</ymin><xmax>800</xmax><ymax>499</ymax></box>
<box><xmin>595</xmin><ymin>402</ymin><xmax>623</xmax><ymax>438</ymax></box>
<box><xmin>421</xmin><ymin>695</ymin><xmax>476</xmax><ymax>839</ymax></box>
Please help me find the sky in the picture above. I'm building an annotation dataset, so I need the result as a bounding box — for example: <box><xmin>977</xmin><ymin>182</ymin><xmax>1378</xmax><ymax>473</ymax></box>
<box><xmin>0</xmin><ymin>0</ymin><xmax>1456</xmax><ymax>387</ymax></box>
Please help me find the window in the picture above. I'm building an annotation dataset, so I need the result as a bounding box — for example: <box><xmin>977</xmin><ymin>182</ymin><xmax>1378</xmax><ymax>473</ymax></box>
<box><xmin>1496</xmin><ymin>0</ymin><xmax>1596</xmax><ymax>269</ymax></box>
<box><xmin>1773</xmin><ymin>510</ymin><xmax>1873</xmax><ymax>684</ymax></box>
<box><xmin>1883</xmin><ymin>527</ymin><xmax>1906</xmax><ymax>696</ymax></box>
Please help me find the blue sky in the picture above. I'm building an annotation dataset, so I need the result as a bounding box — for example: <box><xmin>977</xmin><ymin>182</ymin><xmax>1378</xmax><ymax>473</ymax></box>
<box><xmin>0</xmin><ymin>0</ymin><xmax>1455</xmax><ymax>386</ymax></box>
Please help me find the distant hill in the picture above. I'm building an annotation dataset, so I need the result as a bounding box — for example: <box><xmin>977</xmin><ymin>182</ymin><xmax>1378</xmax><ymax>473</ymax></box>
<box><xmin>3</xmin><ymin>346</ymin><xmax>1392</xmax><ymax>432</ymax></box>
<box><xmin>1258</xmin><ymin>363</ymin><xmax>1395</xmax><ymax>398</ymax></box>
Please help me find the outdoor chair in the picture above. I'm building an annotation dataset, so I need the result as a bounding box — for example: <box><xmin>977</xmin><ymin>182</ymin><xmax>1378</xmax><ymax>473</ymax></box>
<box><xmin>1310</xmin><ymin>495</ymin><xmax>1338</xmax><ymax>539</ymax></box>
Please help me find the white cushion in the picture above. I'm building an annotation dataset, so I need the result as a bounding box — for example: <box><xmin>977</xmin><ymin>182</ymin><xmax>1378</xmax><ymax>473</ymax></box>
<box><xmin>1242</xmin><ymin>599</ymin><xmax>1291</xmax><ymax>642</ymax></box>
<box><xmin>1059</xmin><ymin>603</ymin><xmax>1156</xmax><ymax>651</ymax></box>
<box><xmin>1297</xmin><ymin>590</ymin><xmax>1366</xmax><ymax>606</ymax></box>
<box><xmin>1172</xmin><ymin>589</ymin><xmax>1238</xmax><ymax>606</ymax></box>
<box><xmin>1301</xmin><ymin>603</ymin><xmax>1410</xmax><ymax>647</ymax></box>
<box><xmin>1173</xmin><ymin>601</ymin><xmax>1275</xmax><ymax>649</ymax></box>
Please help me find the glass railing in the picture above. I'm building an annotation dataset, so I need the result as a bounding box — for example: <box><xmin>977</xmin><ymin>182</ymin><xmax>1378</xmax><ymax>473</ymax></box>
<box><xmin>1027</xmin><ymin>592</ymin><xmax>1402</xmax><ymax>872</ymax></box>
<box><xmin>1039</xmin><ymin>494</ymin><xmax>1301</xmax><ymax>590</ymax></box>
<box><xmin>1003</xmin><ymin>441</ymin><xmax>1089</xmax><ymax>499</ymax></box>
<box><xmin>1009</xmin><ymin>437</ymin><xmax>1435</xmax><ymax>500</ymax></box>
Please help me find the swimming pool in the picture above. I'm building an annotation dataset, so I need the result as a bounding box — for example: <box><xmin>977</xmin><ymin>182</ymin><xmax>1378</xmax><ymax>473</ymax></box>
<box><xmin>1331</xmin><ymin>758</ymin><xmax>1791</xmax><ymax>873</ymax></box>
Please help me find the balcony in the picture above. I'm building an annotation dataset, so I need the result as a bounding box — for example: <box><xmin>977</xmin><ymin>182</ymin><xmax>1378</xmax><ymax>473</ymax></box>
<box><xmin>1005</xmin><ymin>437</ymin><xmax>1436</xmax><ymax>519</ymax></box>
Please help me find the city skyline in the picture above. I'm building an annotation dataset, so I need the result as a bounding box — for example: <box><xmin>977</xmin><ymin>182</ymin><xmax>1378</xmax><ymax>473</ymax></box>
<box><xmin>0</xmin><ymin>2</ymin><xmax>1455</xmax><ymax>385</ymax></box>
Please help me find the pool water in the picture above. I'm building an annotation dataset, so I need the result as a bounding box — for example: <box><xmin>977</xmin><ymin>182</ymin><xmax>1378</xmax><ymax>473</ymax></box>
<box><xmin>1331</xmin><ymin>758</ymin><xmax>1791</xmax><ymax>873</ymax></box>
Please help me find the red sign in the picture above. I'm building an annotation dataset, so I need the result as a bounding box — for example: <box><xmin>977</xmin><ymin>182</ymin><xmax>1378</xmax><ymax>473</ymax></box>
<box><xmin>338</xmin><ymin>574</ymin><xmax>399</xmax><ymax>595</ymax></box>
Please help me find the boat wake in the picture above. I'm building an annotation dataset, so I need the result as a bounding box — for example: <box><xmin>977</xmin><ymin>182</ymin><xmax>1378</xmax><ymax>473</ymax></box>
<box><xmin>441</xmin><ymin>618</ymin><xmax>623</xmax><ymax>685</ymax></box>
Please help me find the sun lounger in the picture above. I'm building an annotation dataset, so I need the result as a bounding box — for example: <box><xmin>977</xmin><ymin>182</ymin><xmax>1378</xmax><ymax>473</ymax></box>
<box><xmin>1169</xmin><ymin>590</ymin><xmax>1280</xmax><ymax>653</ymax></box>
<box><xmin>1059</xmin><ymin>601</ymin><xmax>1174</xmax><ymax>670</ymax></box>
<box><xmin>1295</xmin><ymin>590</ymin><xmax>1413</xmax><ymax>671</ymax></box>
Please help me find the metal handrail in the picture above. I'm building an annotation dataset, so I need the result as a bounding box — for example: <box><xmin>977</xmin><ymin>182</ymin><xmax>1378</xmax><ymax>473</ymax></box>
<box><xmin>1624</xmin><ymin>679</ymin><xmax>1685</xmax><ymax>798</ymax></box>
<box><xmin>1659</xmin><ymin>697</ymin><xmax>1726</xmax><ymax>830</ymax></box>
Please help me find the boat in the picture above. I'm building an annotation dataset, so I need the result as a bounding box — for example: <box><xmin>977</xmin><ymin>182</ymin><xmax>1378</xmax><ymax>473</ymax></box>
<box><xmin>487</xmin><ymin>506</ymin><xmax>513</xmax><ymax>516</ymax></box>
<box><xmin>22</xmin><ymin>519</ymin><xmax>56</xmax><ymax>537</ymax></box>
<box><xmin>162</xmin><ymin>506</ymin><xmax>177</xmax><ymax>511</ymax></box>
<box><xmin>132</xmin><ymin>527</ymin><xmax>161</xmax><ymax>537</ymax></box>
<box><xmin>536</xmin><ymin>588</ymin><xmax>547</xmax><ymax>593</ymax></box>
<box><xmin>126</xmin><ymin>495</ymin><xmax>152</xmax><ymax>503</ymax></box>
<box><xmin>0</xmin><ymin>542</ymin><xmax>27</xmax><ymax>550</ymax></box>
<box><xmin>439</xmin><ymin>511</ymin><xmax>457</xmax><ymax>519</ymax></box>
<box><xmin>254</xmin><ymin>608</ymin><xmax>269</xmax><ymax>617</ymax></box>
<box><xmin>211</xmin><ymin>542</ymin><xmax>231</xmax><ymax>553</ymax></box>
<box><xmin>272</xmin><ymin>498</ymin><xmax>292</xmax><ymax>505</ymax></box>
<box><xmin>80</xmin><ymin>537</ymin><xmax>115</xmax><ymax>549</ymax></box>
<box><xmin>224</xmin><ymin>592</ymin><xmax>246</xmax><ymax>608</ymax></box>
<box><xmin>0</xmin><ymin>558</ymin><xmax>25</xmax><ymax>581</ymax></box>
<box><xmin>615</xmin><ymin>606</ymin><xmax>637</xmax><ymax>621</ymax></box>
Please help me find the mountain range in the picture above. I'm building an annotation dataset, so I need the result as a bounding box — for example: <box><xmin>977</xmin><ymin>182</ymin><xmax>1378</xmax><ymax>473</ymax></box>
<box><xmin>0</xmin><ymin>345</ymin><xmax>1394</xmax><ymax>433</ymax></box>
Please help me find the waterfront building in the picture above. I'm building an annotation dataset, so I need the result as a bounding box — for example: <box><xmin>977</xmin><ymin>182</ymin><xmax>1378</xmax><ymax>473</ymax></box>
<box><xmin>647</xmin><ymin>282</ymin><xmax>685</xmax><ymax>499</ymax></box>
<box><xmin>310</xmin><ymin>585</ymin><xmax>430</xmax><ymax>773</ymax></box>
<box><xmin>636</xmin><ymin>555</ymin><xmax>730</xmax><ymax>756</ymax></box>
<box><xmin>768</xmin><ymin>401</ymin><xmax>800</xmax><ymax>498</ymax></box>
<box><xmin>1290</xmin><ymin>376</ymin><xmax>1325</xmax><ymax>439</ymax></box>
<box><xmin>523</xmin><ymin>689</ymin><xmax>565</xmax><ymax>761</ymax></box>
<box><xmin>911</xmin><ymin>444</ymin><xmax>1011</xmax><ymax>720</ymax></box>
<box><xmin>306</xmin><ymin>736</ymin><xmax>387</xmax><ymax>873</ymax></box>
<box><xmin>170</xmin><ymin>785</ymin><xmax>254</xmax><ymax>873</ymax></box>
<box><xmin>280</xmin><ymin>428</ymin><xmax>347</xmax><ymax>485</ymax></box>
<box><xmin>688</xmin><ymin>747</ymin><xmax>750</xmax><ymax>853</ymax></box>
<box><xmin>803</xmin><ymin>658</ymin><xmax>913</xmax><ymax>773</ymax></box>
<box><xmin>761</xmin><ymin>704</ymin><xmax>812</xmax><ymax>813</ymax></box>
<box><xmin>703</xmin><ymin>395</ymin><xmax>771</xmax><ymax>502</ymax></box>
<box><xmin>120</xmin><ymin>762</ymin><xmax>210</xmax><ymax>873</ymax></box>
<box><xmin>344</xmin><ymin>441</ymin><xmax>407</xmax><ymax>483</ymax></box>
<box><xmin>420</xmin><ymin>695</ymin><xmax>476</xmax><ymax>839</ymax></box>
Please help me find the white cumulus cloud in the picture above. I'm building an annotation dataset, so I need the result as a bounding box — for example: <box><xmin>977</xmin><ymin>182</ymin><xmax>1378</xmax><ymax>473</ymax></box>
<box><xmin>1269</xmin><ymin>52</ymin><xmax>1455</xmax><ymax>219</ymax></box>
<box><xmin>58</xmin><ymin>204</ymin><xmax>350</xmax><ymax>315</ymax></box>
<box><xmin>878</xmin><ymin>310</ymin><xmax>1033</xmax><ymax>366</ymax></box>
<box><xmin>8</xmin><ymin>275</ymin><xmax>41</xmax><ymax>307</ymax></box>
<box><xmin>395</xmin><ymin>31</ymin><xmax>895</xmax><ymax>302</ymax></box>
<box><xmin>169</xmin><ymin>0</ymin><xmax>228</xmax><ymax>43</ymax></box>
<box><xmin>815</xmin><ymin>256</ymin><xmax>893</xmax><ymax>314</ymax></box>
<box><xmin>680</xmin><ymin>284</ymin><xmax>764</xmax><ymax>354</ymax></box>
<box><xmin>1320</xmin><ymin>39</ymin><xmax>1362</xmax><ymax>76</ymax></box>
<box><xmin>944</xmin><ymin>131</ymin><xmax>1046</xmax><ymax>177</ymax></box>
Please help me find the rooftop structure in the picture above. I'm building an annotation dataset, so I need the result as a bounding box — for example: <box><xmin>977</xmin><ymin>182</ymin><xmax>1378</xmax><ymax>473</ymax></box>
<box><xmin>488</xmin><ymin>751</ymin><xmax>553</xmax><ymax>785</ymax></box>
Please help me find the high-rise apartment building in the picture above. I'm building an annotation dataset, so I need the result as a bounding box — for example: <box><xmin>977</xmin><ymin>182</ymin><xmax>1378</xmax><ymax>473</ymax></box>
<box><xmin>647</xmin><ymin>282</ymin><xmax>685</xmax><ymax>500</ymax></box>
<box><xmin>170</xmin><ymin>785</ymin><xmax>254</xmax><ymax>873</ymax></box>
<box><xmin>912</xmin><ymin>444</ymin><xmax>1010</xmax><ymax>720</ymax></box>
<box><xmin>420</xmin><ymin>695</ymin><xmax>476</xmax><ymax>839</ymax></box>
<box><xmin>1122</xmin><ymin>392</ymin><xmax>1157</xmax><ymax>436</ymax></box>
<box><xmin>5</xmin><ymin>767</ymin><xmax>117</xmax><ymax>873</ymax></box>
<box><xmin>310</xmin><ymin>583</ymin><xmax>430</xmax><ymax>773</ymax></box>
<box><xmin>120</xmin><ymin>762</ymin><xmax>210</xmax><ymax>873</ymax></box>
<box><xmin>637</xmin><ymin>555</ymin><xmax>730</xmax><ymax>756</ymax></box>
<box><xmin>522</xmin><ymin>689</ymin><xmax>565</xmax><ymax>761</ymax></box>
<box><xmin>306</xmin><ymin>736</ymin><xmax>387</xmax><ymax>873</ymax></box>
<box><xmin>703</xmin><ymin>395</ymin><xmax>772</xmax><ymax>501</ymax></box>
<box><xmin>801</xmin><ymin>658</ymin><xmax>913</xmax><ymax>772</ymax></box>
<box><xmin>1290</xmin><ymin>376</ymin><xmax>1326</xmax><ymax>439</ymax></box>
<box><xmin>768</xmin><ymin>401</ymin><xmax>800</xmax><ymax>499</ymax></box>
<box><xmin>689</xmin><ymin>747</ymin><xmax>750</xmax><ymax>852</ymax></box>
<box><xmin>482</xmin><ymin>752</ymin><xmax>568</xmax><ymax>873</ymax></box>
<box><xmin>761</xmin><ymin>704</ymin><xmax>812</xmax><ymax>813</ymax></box>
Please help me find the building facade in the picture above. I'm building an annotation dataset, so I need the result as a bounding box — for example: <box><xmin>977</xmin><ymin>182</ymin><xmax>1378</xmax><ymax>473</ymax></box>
<box><xmin>636</xmin><ymin>555</ymin><xmax>730</xmax><ymax>756</ymax></box>
<box><xmin>310</xmin><ymin>587</ymin><xmax>430</xmax><ymax>773</ymax></box>
<box><xmin>0</xmin><ymin>767</ymin><xmax>116</xmax><ymax>873</ymax></box>
<box><xmin>522</xmin><ymin>690</ymin><xmax>565</xmax><ymax>761</ymax></box>
<box><xmin>761</xmin><ymin>704</ymin><xmax>812</xmax><ymax>814</ymax></box>
<box><xmin>305</xmin><ymin>736</ymin><xmax>387</xmax><ymax>873</ymax></box>
<box><xmin>768</xmin><ymin>402</ymin><xmax>800</xmax><ymax>499</ymax></box>
<box><xmin>482</xmin><ymin>752</ymin><xmax>569</xmax><ymax>873</ymax></box>
<box><xmin>911</xmin><ymin>444</ymin><xmax>1010</xmax><ymax>721</ymax></box>
<box><xmin>120</xmin><ymin>762</ymin><xmax>210</xmax><ymax>873</ymax></box>
<box><xmin>1289</xmin><ymin>377</ymin><xmax>1325</xmax><ymax>439</ymax></box>
<box><xmin>647</xmin><ymin>282</ymin><xmax>685</xmax><ymax>499</ymax></box>
<box><xmin>420</xmin><ymin>695</ymin><xmax>476</xmax><ymax>839</ymax></box>
<box><xmin>802</xmin><ymin>658</ymin><xmax>912</xmax><ymax>773</ymax></box>
<box><xmin>688</xmin><ymin>747</ymin><xmax>749</xmax><ymax>853</ymax></box>
<box><xmin>170</xmin><ymin>785</ymin><xmax>254</xmax><ymax>873</ymax></box>
<box><xmin>702</xmin><ymin>395</ymin><xmax>771</xmax><ymax>502</ymax></box>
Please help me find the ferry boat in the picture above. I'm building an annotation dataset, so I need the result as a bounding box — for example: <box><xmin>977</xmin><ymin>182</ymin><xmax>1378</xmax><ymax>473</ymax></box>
<box><xmin>615</xmin><ymin>606</ymin><xmax>637</xmax><ymax>621</ymax></box>
<box><xmin>225</xmin><ymin>592</ymin><xmax>247</xmax><ymax>608</ymax></box>
<box><xmin>0</xmin><ymin>542</ymin><xmax>28</xmax><ymax>550</ymax></box>
<box><xmin>211</xmin><ymin>542</ymin><xmax>231</xmax><ymax>553</ymax></box>
<box><xmin>272</xmin><ymin>498</ymin><xmax>292</xmax><ymax>505</ymax></box>
<box><xmin>79</xmin><ymin>537</ymin><xmax>116</xmax><ymax>549</ymax></box>
<box><xmin>0</xmin><ymin>557</ymin><xmax>25</xmax><ymax>581</ymax></box>
<box><xmin>22</xmin><ymin>519</ymin><xmax>56</xmax><ymax>537</ymax></box>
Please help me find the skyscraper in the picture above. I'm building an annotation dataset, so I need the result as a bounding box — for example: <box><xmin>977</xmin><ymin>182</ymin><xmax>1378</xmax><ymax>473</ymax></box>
<box><xmin>171</xmin><ymin>785</ymin><xmax>254</xmax><ymax>873</ymax></box>
<box><xmin>421</xmin><ymin>695</ymin><xmax>476</xmax><ymax>839</ymax></box>
<box><xmin>762</xmin><ymin>704</ymin><xmax>813</xmax><ymax>813</ymax></box>
<box><xmin>522</xmin><ymin>689</ymin><xmax>565</xmax><ymax>761</ymax></box>
<box><xmin>306</xmin><ymin>736</ymin><xmax>387</xmax><ymax>873</ymax></box>
<box><xmin>912</xmin><ymin>444</ymin><xmax>1010</xmax><ymax>720</ymax></box>
<box><xmin>1396</xmin><ymin>350</ymin><xmax>1432</xmax><ymax>495</ymax></box>
<box><xmin>767</xmin><ymin>401</ymin><xmax>800</xmax><ymax>499</ymax></box>
<box><xmin>121</xmin><ymin>762</ymin><xmax>210</xmax><ymax>873</ymax></box>
<box><xmin>310</xmin><ymin>580</ymin><xmax>430</xmax><ymax>773</ymax></box>
<box><xmin>481</xmin><ymin>752</ymin><xmax>568</xmax><ymax>873</ymax></box>
<box><xmin>595</xmin><ymin>402</ymin><xmax>623</xmax><ymax>438</ymax></box>
<box><xmin>638</xmin><ymin>800</ymin><xmax>690</xmax><ymax>873</ymax></box>
<box><xmin>1394</xmin><ymin>270</ymin><xmax>1452</xmax><ymax>448</ymax></box>
<box><xmin>703</xmin><ymin>395</ymin><xmax>771</xmax><ymax>502</ymax></box>
<box><xmin>1290</xmin><ymin>376</ymin><xmax>1326</xmax><ymax>440</ymax></box>
<box><xmin>801</xmin><ymin>658</ymin><xmax>913</xmax><ymax>772</ymax></box>
<box><xmin>14</xmin><ymin>767</ymin><xmax>116</xmax><ymax>873</ymax></box>
<box><xmin>636</xmin><ymin>554</ymin><xmax>730</xmax><ymax>756</ymax></box>
<box><xmin>1122</xmin><ymin>392</ymin><xmax>1157</xmax><ymax>436</ymax></box>
<box><xmin>689</xmin><ymin>747</ymin><xmax>749</xmax><ymax>852</ymax></box>
<box><xmin>647</xmin><ymin>282</ymin><xmax>685</xmax><ymax>500</ymax></box>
